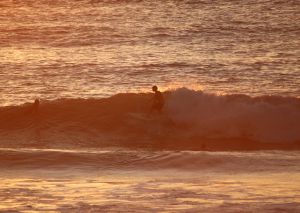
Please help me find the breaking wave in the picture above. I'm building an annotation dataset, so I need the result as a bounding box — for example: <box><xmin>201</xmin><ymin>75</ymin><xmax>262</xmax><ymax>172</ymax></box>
<box><xmin>0</xmin><ymin>88</ymin><xmax>300</xmax><ymax>150</ymax></box>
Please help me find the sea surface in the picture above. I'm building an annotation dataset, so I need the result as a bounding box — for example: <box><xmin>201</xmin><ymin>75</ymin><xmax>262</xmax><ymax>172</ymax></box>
<box><xmin>0</xmin><ymin>148</ymin><xmax>300</xmax><ymax>212</ymax></box>
<box><xmin>0</xmin><ymin>0</ymin><xmax>299</xmax><ymax>106</ymax></box>
<box><xmin>0</xmin><ymin>0</ymin><xmax>300</xmax><ymax>212</ymax></box>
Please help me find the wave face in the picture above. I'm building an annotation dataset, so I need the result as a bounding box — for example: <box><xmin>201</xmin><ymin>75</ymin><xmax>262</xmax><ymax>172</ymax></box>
<box><xmin>0</xmin><ymin>88</ymin><xmax>300</xmax><ymax>150</ymax></box>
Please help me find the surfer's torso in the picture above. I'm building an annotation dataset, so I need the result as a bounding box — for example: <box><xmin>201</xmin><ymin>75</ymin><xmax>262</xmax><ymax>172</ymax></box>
<box><xmin>152</xmin><ymin>91</ymin><xmax>164</xmax><ymax>111</ymax></box>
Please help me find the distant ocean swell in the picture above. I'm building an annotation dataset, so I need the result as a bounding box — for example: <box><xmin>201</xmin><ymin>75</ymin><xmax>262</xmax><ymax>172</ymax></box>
<box><xmin>0</xmin><ymin>88</ymin><xmax>299</xmax><ymax>150</ymax></box>
<box><xmin>1</xmin><ymin>148</ymin><xmax>299</xmax><ymax>171</ymax></box>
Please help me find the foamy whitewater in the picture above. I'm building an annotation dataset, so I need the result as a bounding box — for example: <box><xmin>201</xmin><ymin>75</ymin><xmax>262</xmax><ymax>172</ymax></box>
<box><xmin>1</xmin><ymin>0</ymin><xmax>300</xmax><ymax>212</ymax></box>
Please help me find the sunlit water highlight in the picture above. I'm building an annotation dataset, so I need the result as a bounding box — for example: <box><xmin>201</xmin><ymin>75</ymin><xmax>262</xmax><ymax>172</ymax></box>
<box><xmin>0</xmin><ymin>149</ymin><xmax>300</xmax><ymax>212</ymax></box>
<box><xmin>1</xmin><ymin>168</ymin><xmax>300</xmax><ymax>212</ymax></box>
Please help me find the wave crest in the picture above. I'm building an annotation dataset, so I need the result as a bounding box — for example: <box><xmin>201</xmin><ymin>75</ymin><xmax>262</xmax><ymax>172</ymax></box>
<box><xmin>167</xmin><ymin>88</ymin><xmax>300</xmax><ymax>143</ymax></box>
<box><xmin>0</xmin><ymin>88</ymin><xmax>300</xmax><ymax>150</ymax></box>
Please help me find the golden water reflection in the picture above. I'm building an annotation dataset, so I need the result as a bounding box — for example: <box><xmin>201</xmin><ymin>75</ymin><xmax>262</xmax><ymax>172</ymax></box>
<box><xmin>0</xmin><ymin>170</ymin><xmax>299</xmax><ymax>212</ymax></box>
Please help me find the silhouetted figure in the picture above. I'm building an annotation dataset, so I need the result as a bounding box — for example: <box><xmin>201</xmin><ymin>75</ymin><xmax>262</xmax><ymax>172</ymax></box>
<box><xmin>32</xmin><ymin>98</ymin><xmax>41</xmax><ymax>142</ymax></box>
<box><xmin>33</xmin><ymin>98</ymin><xmax>40</xmax><ymax>114</ymax></box>
<box><xmin>151</xmin><ymin>86</ymin><xmax>164</xmax><ymax>113</ymax></box>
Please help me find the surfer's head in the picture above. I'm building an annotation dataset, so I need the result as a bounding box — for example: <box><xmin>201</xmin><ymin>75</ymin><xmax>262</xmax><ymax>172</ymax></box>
<box><xmin>152</xmin><ymin>85</ymin><xmax>158</xmax><ymax>92</ymax></box>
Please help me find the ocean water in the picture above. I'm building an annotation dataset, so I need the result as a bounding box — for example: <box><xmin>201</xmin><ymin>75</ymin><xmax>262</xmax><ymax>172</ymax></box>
<box><xmin>0</xmin><ymin>148</ymin><xmax>300</xmax><ymax>212</ymax></box>
<box><xmin>0</xmin><ymin>0</ymin><xmax>299</xmax><ymax>106</ymax></box>
<box><xmin>1</xmin><ymin>0</ymin><xmax>300</xmax><ymax>212</ymax></box>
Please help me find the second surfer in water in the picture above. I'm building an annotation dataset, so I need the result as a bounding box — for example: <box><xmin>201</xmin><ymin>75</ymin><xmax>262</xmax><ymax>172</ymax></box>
<box><xmin>151</xmin><ymin>85</ymin><xmax>164</xmax><ymax>113</ymax></box>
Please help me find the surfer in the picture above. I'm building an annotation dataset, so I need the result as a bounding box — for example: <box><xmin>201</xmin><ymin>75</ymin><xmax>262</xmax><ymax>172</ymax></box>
<box><xmin>33</xmin><ymin>98</ymin><xmax>40</xmax><ymax>114</ymax></box>
<box><xmin>31</xmin><ymin>98</ymin><xmax>41</xmax><ymax>142</ymax></box>
<box><xmin>151</xmin><ymin>85</ymin><xmax>164</xmax><ymax>113</ymax></box>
